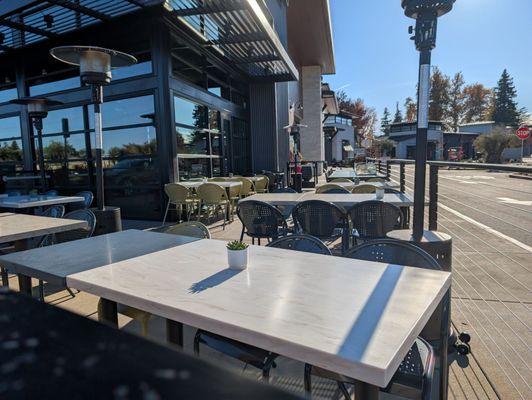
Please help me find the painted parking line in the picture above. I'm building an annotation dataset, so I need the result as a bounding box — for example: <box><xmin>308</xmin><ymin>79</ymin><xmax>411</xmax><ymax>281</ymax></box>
<box><xmin>497</xmin><ymin>197</ymin><xmax>532</xmax><ymax>206</ymax></box>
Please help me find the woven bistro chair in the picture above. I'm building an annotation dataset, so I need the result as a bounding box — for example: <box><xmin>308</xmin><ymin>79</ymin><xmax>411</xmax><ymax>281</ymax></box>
<box><xmin>292</xmin><ymin>200</ymin><xmax>348</xmax><ymax>253</ymax></box>
<box><xmin>351</xmin><ymin>184</ymin><xmax>376</xmax><ymax>194</ymax></box>
<box><xmin>267</xmin><ymin>234</ymin><xmax>332</xmax><ymax>255</ymax></box>
<box><xmin>151</xmin><ymin>221</ymin><xmax>211</xmax><ymax>239</ymax></box>
<box><xmin>347</xmin><ymin>200</ymin><xmax>403</xmax><ymax>245</ymax></box>
<box><xmin>194</xmin><ymin>233</ymin><xmax>331</xmax><ymax>383</ymax></box>
<box><xmin>208</xmin><ymin>177</ymin><xmax>227</xmax><ymax>182</ymax></box>
<box><xmin>196</xmin><ymin>183</ymin><xmax>231</xmax><ymax>229</ymax></box>
<box><xmin>69</xmin><ymin>191</ymin><xmax>93</xmax><ymax>211</ymax></box>
<box><xmin>162</xmin><ymin>183</ymin><xmax>198</xmax><ymax>225</ymax></box>
<box><xmin>303</xmin><ymin>239</ymin><xmax>440</xmax><ymax>400</ymax></box>
<box><xmin>253</xmin><ymin>175</ymin><xmax>269</xmax><ymax>193</ymax></box>
<box><xmin>231</xmin><ymin>177</ymin><xmax>256</xmax><ymax>197</ymax></box>
<box><xmin>367</xmin><ymin>177</ymin><xmax>385</xmax><ymax>183</ymax></box>
<box><xmin>316</xmin><ymin>184</ymin><xmax>351</xmax><ymax>194</ymax></box>
<box><xmin>226</xmin><ymin>181</ymin><xmax>242</xmax><ymax>216</ymax></box>
<box><xmin>237</xmin><ymin>200</ymin><xmax>288</xmax><ymax>245</ymax></box>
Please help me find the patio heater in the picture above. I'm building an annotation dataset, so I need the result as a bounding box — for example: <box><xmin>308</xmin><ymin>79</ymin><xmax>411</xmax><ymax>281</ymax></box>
<box><xmin>10</xmin><ymin>97</ymin><xmax>63</xmax><ymax>191</ymax></box>
<box><xmin>50</xmin><ymin>46</ymin><xmax>136</xmax><ymax>232</ymax></box>
<box><xmin>402</xmin><ymin>0</ymin><xmax>455</xmax><ymax>241</ymax></box>
<box><xmin>283</xmin><ymin>123</ymin><xmax>306</xmax><ymax>192</ymax></box>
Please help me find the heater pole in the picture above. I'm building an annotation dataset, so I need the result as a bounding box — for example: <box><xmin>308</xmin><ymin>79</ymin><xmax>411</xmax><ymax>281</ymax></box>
<box><xmin>412</xmin><ymin>48</ymin><xmax>431</xmax><ymax>241</ymax></box>
<box><xmin>33</xmin><ymin>118</ymin><xmax>47</xmax><ymax>191</ymax></box>
<box><xmin>92</xmin><ymin>85</ymin><xmax>105</xmax><ymax>210</ymax></box>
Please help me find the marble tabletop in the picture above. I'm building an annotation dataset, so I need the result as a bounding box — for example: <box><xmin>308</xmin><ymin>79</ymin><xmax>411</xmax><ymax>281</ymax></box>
<box><xmin>0</xmin><ymin>229</ymin><xmax>200</xmax><ymax>286</ymax></box>
<box><xmin>67</xmin><ymin>239</ymin><xmax>451</xmax><ymax>388</ymax></box>
<box><xmin>328</xmin><ymin>169</ymin><xmax>356</xmax><ymax>179</ymax></box>
<box><xmin>300</xmin><ymin>192</ymin><xmax>413</xmax><ymax>207</ymax></box>
<box><xmin>0</xmin><ymin>213</ymin><xmax>87</xmax><ymax>244</ymax></box>
<box><xmin>0</xmin><ymin>194</ymin><xmax>85</xmax><ymax>209</ymax></box>
<box><xmin>0</xmin><ymin>289</ymin><xmax>299</xmax><ymax>400</ymax></box>
<box><xmin>239</xmin><ymin>193</ymin><xmax>306</xmax><ymax>206</ymax></box>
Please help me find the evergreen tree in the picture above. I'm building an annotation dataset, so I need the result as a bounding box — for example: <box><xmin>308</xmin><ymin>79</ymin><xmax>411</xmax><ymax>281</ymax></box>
<box><xmin>428</xmin><ymin>67</ymin><xmax>450</xmax><ymax>124</ymax></box>
<box><xmin>404</xmin><ymin>97</ymin><xmax>417</xmax><ymax>122</ymax></box>
<box><xmin>392</xmin><ymin>102</ymin><xmax>403</xmax><ymax>123</ymax></box>
<box><xmin>380</xmin><ymin>107</ymin><xmax>391</xmax><ymax>134</ymax></box>
<box><xmin>447</xmin><ymin>72</ymin><xmax>465</xmax><ymax>131</ymax></box>
<box><xmin>492</xmin><ymin>69</ymin><xmax>519</xmax><ymax>127</ymax></box>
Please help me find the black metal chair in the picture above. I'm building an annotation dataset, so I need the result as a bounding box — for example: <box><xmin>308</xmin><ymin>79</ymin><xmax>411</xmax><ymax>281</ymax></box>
<box><xmin>237</xmin><ymin>200</ymin><xmax>288</xmax><ymax>245</ymax></box>
<box><xmin>291</xmin><ymin>200</ymin><xmax>347</xmax><ymax>253</ymax></box>
<box><xmin>347</xmin><ymin>200</ymin><xmax>403</xmax><ymax>245</ymax></box>
<box><xmin>194</xmin><ymin>234</ymin><xmax>332</xmax><ymax>382</ymax></box>
<box><xmin>267</xmin><ymin>234</ymin><xmax>332</xmax><ymax>255</ymax></box>
<box><xmin>384</xmin><ymin>188</ymin><xmax>410</xmax><ymax>227</ymax></box>
<box><xmin>44</xmin><ymin>190</ymin><xmax>58</xmax><ymax>196</ymax></box>
<box><xmin>42</xmin><ymin>204</ymin><xmax>65</xmax><ymax>218</ymax></box>
<box><xmin>44</xmin><ymin>209</ymin><xmax>97</xmax><ymax>245</ymax></box>
<box><xmin>69</xmin><ymin>190</ymin><xmax>93</xmax><ymax>210</ymax></box>
<box><xmin>304</xmin><ymin>239</ymin><xmax>440</xmax><ymax>400</ymax></box>
<box><xmin>272</xmin><ymin>187</ymin><xmax>297</xmax><ymax>193</ymax></box>
<box><xmin>320</xmin><ymin>187</ymin><xmax>350</xmax><ymax>194</ymax></box>
<box><xmin>7</xmin><ymin>191</ymin><xmax>21</xmax><ymax>197</ymax></box>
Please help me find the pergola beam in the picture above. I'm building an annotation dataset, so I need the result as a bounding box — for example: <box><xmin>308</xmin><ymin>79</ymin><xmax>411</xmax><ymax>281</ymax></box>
<box><xmin>46</xmin><ymin>0</ymin><xmax>111</xmax><ymax>21</ymax></box>
<box><xmin>173</xmin><ymin>2</ymin><xmax>247</xmax><ymax>17</ymax></box>
<box><xmin>0</xmin><ymin>18</ymin><xmax>58</xmax><ymax>38</ymax></box>
<box><xmin>209</xmin><ymin>32</ymin><xmax>267</xmax><ymax>45</ymax></box>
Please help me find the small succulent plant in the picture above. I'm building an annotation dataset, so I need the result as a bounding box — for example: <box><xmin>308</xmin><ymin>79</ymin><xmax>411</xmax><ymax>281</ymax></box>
<box><xmin>227</xmin><ymin>240</ymin><xmax>249</xmax><ymax>250</ymax></box>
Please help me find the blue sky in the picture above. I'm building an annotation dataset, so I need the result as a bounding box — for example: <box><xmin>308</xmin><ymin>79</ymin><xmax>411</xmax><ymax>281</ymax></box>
<box><xmin>326</xmin><ymin>0</ymin><xmax>532</xmax><ymax>126</ymax></box>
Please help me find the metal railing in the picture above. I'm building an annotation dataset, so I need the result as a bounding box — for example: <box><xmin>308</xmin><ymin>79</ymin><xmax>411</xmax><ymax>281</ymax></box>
<box><xmin>367</xmin><ymin>158</ymin><xmax>532</xmax><ymax>231</ymax></box>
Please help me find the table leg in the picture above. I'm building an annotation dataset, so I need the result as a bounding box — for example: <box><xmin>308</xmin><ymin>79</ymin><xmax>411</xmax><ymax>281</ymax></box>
<box><xmin>166</xmin><ymin>319</ymin><xmax>183</xmax><ymax>348</ymax></box>
<box><xmin>1</xmin><ymin>267</ymin><xmax>8</xmax><ymax>286</ymax></box>
<box><xmin>18</xmin><ymin>274</ymin><xmax>33</xmax><ymax>296</ymax></box>
<box><xmin>98</xmin><ymin>298</ymin><xmax>118</xmax><ymax>328</ymax></box>
<box><xmin>439</xmin><ymin>289</ymin><xmax>451</xmax><ymax>400</ymax></box>
<box><xmin>354</xmin><ymin>380</ymin><xmax>380</xmax><ymax>400</ymax></box>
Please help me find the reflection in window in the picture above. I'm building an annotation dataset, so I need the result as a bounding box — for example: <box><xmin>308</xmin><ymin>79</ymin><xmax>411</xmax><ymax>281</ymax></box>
<box><xmin>42</xmin><ymin>107</ymin><xmax>85</xmax><ymax>134</ymax></box>
<box><xmin>91</xmin><ymin>126</ymin><xmax>157</xmax><ymax>157</ymax></box>
<box><xmin>0</xmin><ymin>117</ymin><xmax>23</xmax><ymax>172</ymax></box>
<box><xmin>178</xmin><ymin>157</ymin><xmax>209</xmax><ymax>180</ymax></box>
<box><xmin>0</xmin><ymin>87</ymin><xmax>17</xmax><ymax>104</ymax></box>
<box><xmin>174</xmin><ymin>97</ymin><xmax>205</xmax><ymax>128</ymax></box>
<box><xmin>29</xmin><ymin>76</ymin><xmax>79</xmax><ymax>96</ymax></box>
<box><xmin>39</xmin><ymin>133</ymin><xmax>87</xmax><ymax>161</ymax></box>
<box><xmin>112</xmin><ymin>61</ymin><xmax>152</xmax><ymax>80</ymax></box>
<box><xmin>176</xmin><ymin>126</ymin><xmax>207</xmax><ymax>155</ymax></box>
<box><xmin>89</xmin><ymin>95</ymin><xmax>155</xmax><ymax>129</ymax></box>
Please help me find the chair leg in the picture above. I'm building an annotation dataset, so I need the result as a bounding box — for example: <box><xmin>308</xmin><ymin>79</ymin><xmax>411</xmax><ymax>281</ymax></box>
<box><xmin>258</xmin><ymin>238</ymin><xmax>261</xmax><ymax>246</ymax></box>
<box><xmin>304</xmin><ymin>364</ymin><xmax>312</xmax><ymax>396</ymax></box>
<box><xmin>193</xmin><ymin>331</ymin><xmax>201</xmax><ymax>356</ymax></box>
<box><xmin>337</xmin><ymin>381</ymin><xmax>351</xmax><ymax>400</ymax></box>
<box><xmin>1</xmin><ymin>267</ymin><xmax>8</xmax><ymax>286</ymax></box>
<box><xmin>240</xmin><ymin>226</ymin><xmax>245</xmax><ymax>242</ymax></box>
<box><xmin>66</xmin><ymin>287</ymin><xmax>77</xmax><ymax>298</ymax></box>
<box><xmin>162</xmin><ymin>201</ymin><xmax>170</xmax><ymax>225</ymax></box>
<box><xmin>140</xmin><ymin>318</ymin><xmax>149</xmax><ymax>337</ymax></box>
<box><xmin>38</xmin><ymin>280</ymin><xmax>45</xmax><ymax>302</ymax></box>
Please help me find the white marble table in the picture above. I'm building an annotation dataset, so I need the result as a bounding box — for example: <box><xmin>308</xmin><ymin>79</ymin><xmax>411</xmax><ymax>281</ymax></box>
<box><xmin>328</xmin><ymin>169</ymin><xmax>356</xmax><ymax>180</ymax></box>
<box><xmin>0</xmin><ymin>229</ymin><xmax>200</xmax><ymax>288</ymax></box>
<box><xmin>0</xmin><ymin>195</ymin><xmax>85</xmax><ymax>209</ymax></box>
<box><xmin>0</xmin><ymin>212</ymin><xmax>88</xmax><ymax>290</ymax></box>
<box><xmin>301</xmin><ymin>192</ymin><xmax>413</xmax><ymax>208</ymax></box>
<box><xmin>179</xmin><ymin>181</ymin><xmax>242</xmax><ymax>189</ymax></box>
<box><xmin>66</xmin><ymin>239</ymin><xmax>451</xmax><ymax>392</ymax></box>
<box><xmin>239</xmin><ymin>193</ymin><xmax>306</xmax><ymax>206</ymax></box>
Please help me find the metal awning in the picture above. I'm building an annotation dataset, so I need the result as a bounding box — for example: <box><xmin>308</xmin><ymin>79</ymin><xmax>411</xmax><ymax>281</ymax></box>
<box><xmin>166</xmin><ymin>0</ymin><xmax>299</xmax><ymax>82</ymax></box>
<box><xmin>343</xmin><ymin>144</ymin><xmax>354</xmax><ymax>152</ymax></box>
<box><xmin>0</xmin><ymin>0</ymin><xmax>154</xmax><ymax>54</ymax></box>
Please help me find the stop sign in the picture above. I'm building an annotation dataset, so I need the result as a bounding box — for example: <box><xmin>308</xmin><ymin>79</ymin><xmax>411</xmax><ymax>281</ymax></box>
<box><xmin>516</xmin><ymin>126</ymin><xmax>530</xmax><ymax>140</ymax></box>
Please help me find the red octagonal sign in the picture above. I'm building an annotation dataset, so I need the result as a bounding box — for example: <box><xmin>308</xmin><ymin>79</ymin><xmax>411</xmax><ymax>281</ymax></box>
<box><xmin>516</xmin><ymin>126</ymin><xmax>530</xmax><ymax>140</ymax></box>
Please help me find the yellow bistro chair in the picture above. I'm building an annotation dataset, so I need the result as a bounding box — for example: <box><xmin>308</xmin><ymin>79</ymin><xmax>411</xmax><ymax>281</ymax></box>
<box><xmin>351</xmin><ymin>184</ymin><xmax>376</xmax><ymax>194</ymax></box>
<box><xmin>197</xmin><ymin>183</ymin><xmax>231</xmax><ymax>229</ymax></box>
<box><xmin>163</xmin><ymin>183</ymin><xmax>197</xmax><ymax>224</ymax></box>
<box><xmin>254</xmin><ymin>175</ymin><xmax>269</xmax><ymax>193</ymax></box>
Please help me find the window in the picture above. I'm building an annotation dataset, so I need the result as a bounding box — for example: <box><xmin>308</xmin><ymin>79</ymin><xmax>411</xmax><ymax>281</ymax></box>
<box><xmin>0</xmin><ymin>116</ymin><xmax>23</xmax><ymax>174</ymax></box>
<box><xmin>0</xmin><ymin>86</ymin><xmax>17</xmax><ymax>104</ymax></box>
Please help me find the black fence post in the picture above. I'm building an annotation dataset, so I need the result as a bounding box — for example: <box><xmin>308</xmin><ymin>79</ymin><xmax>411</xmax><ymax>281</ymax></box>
<box><xmin>386</xmin><ymin>162</ymin><xmax>391</xmax><ymax>180</ymax></box>
<box><xmin>429</xmin><ymin>164</ymin><xmax>439</xmax><ymax>231</ymax></box>
<box><xmin>400</xmin><ymin>162</ymin><xmax>406</xmax><ymax>193</ymax></box>
<box><xmin>377</xmin><ymin>159</ymin><xmax>382</xmax><ymax>173</ymax></box>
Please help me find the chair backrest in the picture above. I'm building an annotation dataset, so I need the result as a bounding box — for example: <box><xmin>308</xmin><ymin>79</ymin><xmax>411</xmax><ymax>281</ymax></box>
<box><xmin>155</xmin><ymin>221</ymin><xmax>211</xmax><ymax>239</ymax></box>
<box><xmin>44</xmin><ymin>209</ymin><xmax>97</xmax><ymax>245</ymax></box>
<box><xmin>165</xmin><ymin>183</ymin><xmax>190</xmax><ymax>204</ymax></box>
<box><xmin>272</xmin><ymin>187</ymin><xmax>297</xmax><ymax>193</ymax></box>
<box><xmin>267</xmin><ymin>234</ymin><xmax>331</xmax><ymax>255</ymax></box>
<box><xmin>253</xmin><ymin>175</ymin><xmax>269</xmax><ymax>192</ymax></box>
<box><xmin>71</xmin><ymin>191</ymin><xmax>93</xmax><ymax>210</ymax></box>
<box><xmin>237</xmin><ymin>200</ymin><xmax>288</xmax><ymax>239</ymax></box>
<box><xmin>42</xmin><ymin>205</ymin><xmax>65</xmax><ymax>218</ymax></box>
<box><xmin>367</xmin><ymin>177</ymin><xmax>384</xmax><ymax>182</ymax></box>
<box><xmin>384</xmin><ymin>188</ymin><xmax>402</xmax><ymax>194</ymax></box>
<box><xmin>262</xmin><ymin>171</ymin><xmax>277</xmax><ymax>191</ymax></box>
<box><xmin>208</xmin><ymin>177</ymin><xmax>227</xmax><ymax>182</ymax></box>
<box><xmin>197</xmin><ymin>183</ymin><xmax>227</xmax><ymax>204</ymax></box>
<box><xmin>351</xmin><ymin>184</ymin><xmax>376</xmax><ymax>194</ymax></box>
<box><xmin>343</xmin><ymin>239</ymin><xmax>441</xmax><ymax>270</ymax></box>
<box><xmin>7</xmin><ymin>191</ymin><xmax>21</xmax><ymax>197</ymax></box>
<box><xmin>316</xmin><ymin>184</ymin><xmax>350</xmax><ymax>194</ymax></box>
<box><xmin>347</xmin><ymin>200</ymin><xmax>402</xmax><ymax>240</ymax></box>
<box><xmin>292</xmin><ymin>200</ymin><xmax>346</xmax><ymax>239</ymax></box>
<box><xmin>45</xmin><ymin>190</ymin><xmax>58</xmax><ymax>196</ymax></box>
<box><xmin>331</xmin><ymin>178</ymin><xmax>353</xmax><ymax>183</ymax></box>
<box><xmin>231</xmin><ymin>177</ymin><xmax>255</xmax><ymax>196</ymax></box>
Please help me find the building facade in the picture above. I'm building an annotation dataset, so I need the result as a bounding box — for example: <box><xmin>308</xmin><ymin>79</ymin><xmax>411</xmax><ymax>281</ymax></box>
<box><xmin>0</xmin><ymin>0</ymin><xmax>334</xmax><ymax>219</ymax></box>
<box><xmin>387</xmin><ymin>121</ymin><xmax>444</xmax><ymax>160</ymax></box>
<box><xmin>323</xmin><ymin>112</ymin><xmax>356</xmax><ymax>164</ymax></box>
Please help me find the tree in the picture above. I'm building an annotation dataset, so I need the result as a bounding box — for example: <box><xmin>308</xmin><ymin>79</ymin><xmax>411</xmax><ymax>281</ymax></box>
<box><xmin>473</xmin><ymin>127</ymin><xmax>521</xmax><ymax>163</ymax></box>
<box><xmin>517</xmin><ymin>107</ymin><xmax>530</xmax><ymax>127</ymax></box>
<box><xmin>336</xmin><ymin>91</ymin><xmax>377</xmax><ymax>139</ymax></box>
<box><xmin>429</xmin><ymin>67</ymin><xmax>451</xmax><ymax>124</ymax></box>
<box><xmin>393</xmin><ymin>102</ymin><xmax>403</xmax><ymax>123</ymax></box>
<box><xmin>492</xmin><ymin>69</ymin><xmax>519</xmax><ymax>127</ymax></box>
<box><xmin>378</xmin><ymin>139</ymin><xmax>395</xmax><ymax>156</ymax></box>
<box><xmin>380</xmin><ymin>107</ymin><xmax>391</xmax><ymax>134</ymax></box>
<box><xmin>463</xmin><ymin>83</ymin><xmax>492</xmax><ymax>123</ymax></box>
<box><xmin>404</xmin><ymin>97</ymin><xmax>417</xmax><ymax>122</ymax></box>
<box><xmin>447</xmin><ymin>72</ymin><xmax>465</xmax><ymax>131</ymax></box>
<box><xmin>43</xmin><ymin>140</ymin><xmax>78</xmax><ymax>161</ymax></box>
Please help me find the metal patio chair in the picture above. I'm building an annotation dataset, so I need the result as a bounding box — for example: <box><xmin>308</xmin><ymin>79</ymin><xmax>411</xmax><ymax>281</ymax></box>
<box><xmin>267</xmin><ymin>234</ymin><xmax>331</xmax><ymax>255</ymax></box>
<box><xmin>196</xmin><ymin>183</ymin><xmax>231</xmax><ymax>229</ymax></box>
<box><xmin>162</xmin><ymin>183</ymin><xmax>197</xmax><ymax>224</ymax></box>
<box><xmin>237</xmin><ymin>200</ymin><xmax>288</xmax><ymax>245</ymax></box>
<box><xmin>152</xmin><ymin>221</ymin><xmax>211</xmax><ymax>239</ymax></box>
<box><xmin>291</xmin><ymin>200</ymin><xmax>348</xmax><ymax>253</ymax></box>
<box><xmin>253</xmin><ymin>175</ymin><xmax>269</xmax><ymax>193</ymax></box>
<box><xmin>231</xmin><ymin>177</ymin><xmax>256</xmax><ymax>197</ymax></box>
<box><xmin>367</xmin><ymin>177</ymin><xmax>385</xmax><ymax>182</ymax></box>
<box><xmin>316</xmin><ymin>184</ymin><xmax>350</xmax><ymax>194</ymax></box>
<box><xmin>330</xmin><ymin>178</ymin><xmax>353</xmax><ymax>183</ymax></box>
<box><xmin>304</xmin><ymin>239</ymin><xmax>439</xmax><ymax>400</ymax></box>
<box><xmin>44</xmin><ymin>189</ymin><xmax>59</xmax><ymax>196</ymax></box>
<box><xmin>69</xmin><ymin>190</ymin><xmax>93</xmax><ymax>210</ymax></box>
<box><xmin>347</xmin><ymin>200</ymin><xmax>403</xmax><ymax>245</ymax></box>
<box><xmin>351</xmin><ymin>184</ymin><xmax>376</xmax><ymax>194</ymax></box>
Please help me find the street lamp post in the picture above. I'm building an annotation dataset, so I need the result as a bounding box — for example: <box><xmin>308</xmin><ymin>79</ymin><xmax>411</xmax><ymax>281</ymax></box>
<box><xmin>402</xmin><ymin>0</ymin><xmax>455</xmax><ymax>241</ymax></box>
<box><xmin>10</xmin><ymin>97</ymin><xmax>63</xmax><ymax>191</ymax></box>
<box><xmin>50</xmin><ymin>46</ymin><xmax>136</xmax><ymax>211</ymax></box>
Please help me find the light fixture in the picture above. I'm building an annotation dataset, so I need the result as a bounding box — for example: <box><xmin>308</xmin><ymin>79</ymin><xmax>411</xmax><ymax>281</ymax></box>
<box><xmin>10</xmin><ymin>97</ymin><xmax>63</xmax><ymax>191</ymax></box>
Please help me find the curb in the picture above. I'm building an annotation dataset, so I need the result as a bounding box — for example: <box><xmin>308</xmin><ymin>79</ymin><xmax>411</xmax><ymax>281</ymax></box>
<box><xmin>509</xmin><ymin>173</ymin><xmax>532</xmax><ymax>180</ymax></box>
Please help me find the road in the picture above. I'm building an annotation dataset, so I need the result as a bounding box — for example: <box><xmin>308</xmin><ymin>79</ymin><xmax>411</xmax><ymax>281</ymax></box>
<box><xmin>389</xmin><ymin>165</ymin><xmax>532</xmax><ymax>400</ymax></box>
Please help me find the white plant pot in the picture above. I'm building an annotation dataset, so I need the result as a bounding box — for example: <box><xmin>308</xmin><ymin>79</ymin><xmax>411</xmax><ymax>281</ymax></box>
<box><xmin>227</xmin><ymin>248</ymin><xmax>248</xmax><ymax>270</ymax></box>
<box><xmin>375</xmin><ymin>188</ymin><xmax>385</xmax><ymax>200</ymax></box>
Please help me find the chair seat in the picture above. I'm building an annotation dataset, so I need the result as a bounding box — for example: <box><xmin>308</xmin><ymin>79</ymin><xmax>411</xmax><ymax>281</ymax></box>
<box><xmin>195</xmin><ymin>330</ymin><xmax>276</xmax><ymax>370</ymax></box>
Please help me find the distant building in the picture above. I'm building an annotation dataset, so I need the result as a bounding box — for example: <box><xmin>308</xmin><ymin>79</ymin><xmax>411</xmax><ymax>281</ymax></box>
<box><xmin>323</xmin><ymin>111</ymin><xmax>356</xmax><ymax>164</ymax></box>
<box><xmin>387</xmin><ymin>121</ymin><xmax>444</xmax><ymax>160</ymax></box>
